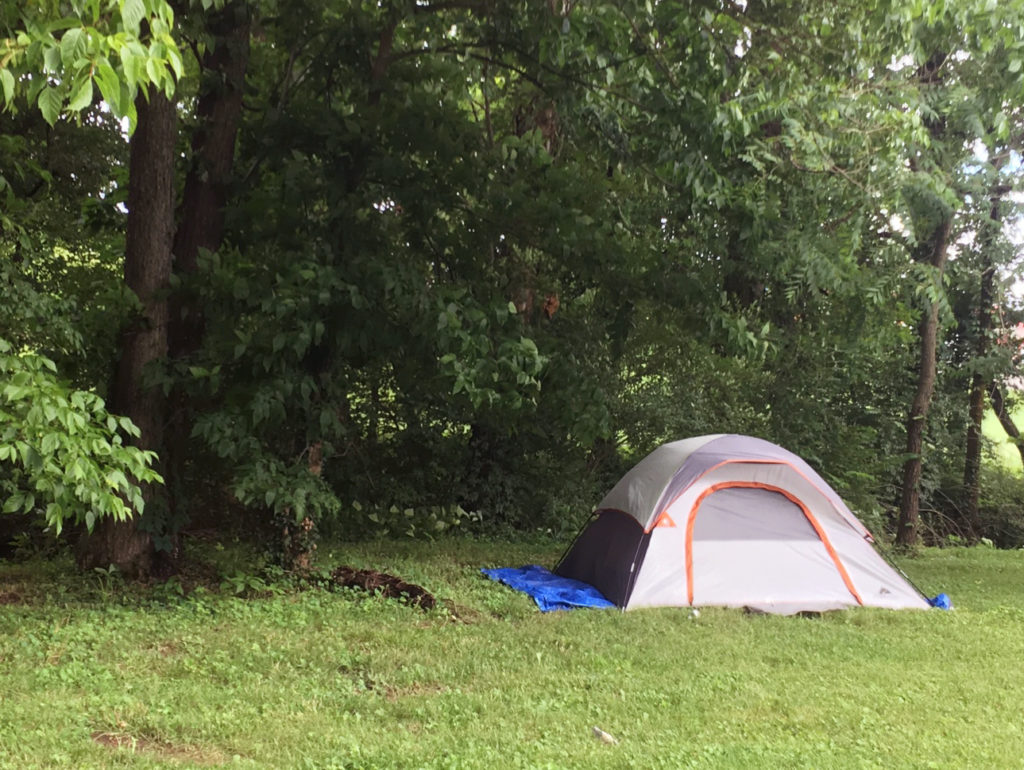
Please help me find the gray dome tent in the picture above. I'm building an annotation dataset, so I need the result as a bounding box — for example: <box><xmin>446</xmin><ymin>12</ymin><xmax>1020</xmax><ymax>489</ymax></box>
<box><xmin>555</xmin><ymin>435</ymin><xmax>929</xmax><ymax>614</ymax></box>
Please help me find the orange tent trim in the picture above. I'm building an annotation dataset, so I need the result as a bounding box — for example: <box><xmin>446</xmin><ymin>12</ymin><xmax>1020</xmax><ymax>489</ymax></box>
<box><xmin>684</xmin><ymin>481</ymin><xmax>864</xmax><ymax>607</ymax></box>
<box><xmin>651</xmin><ymin>511</ymin><xmax>676</xmax><ymax>529</ymax></box>
<box><xmin>655</xmin><ymin>458</ymin><xmax>874</xmax><ymax>542</ymax></box>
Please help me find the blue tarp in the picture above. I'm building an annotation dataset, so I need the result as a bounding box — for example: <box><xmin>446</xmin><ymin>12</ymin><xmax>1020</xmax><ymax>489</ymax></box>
<box><xmin>480</xmin><ymin>565</ymin><xmax>616</xmax><ymax>612</ymax></box>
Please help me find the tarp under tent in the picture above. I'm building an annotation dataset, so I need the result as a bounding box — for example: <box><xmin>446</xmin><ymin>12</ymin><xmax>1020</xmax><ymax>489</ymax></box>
<box><xmin>554</xmin><ymin>434</ymin><xmax>930</xmax><ymax>614</ymax></box>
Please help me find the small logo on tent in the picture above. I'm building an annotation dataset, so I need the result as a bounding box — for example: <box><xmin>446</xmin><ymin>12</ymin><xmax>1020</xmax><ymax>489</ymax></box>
<box><xmin>652</xmin><ymin>511</ymin><xmax>676</xmax><ymax>528</ymax></box>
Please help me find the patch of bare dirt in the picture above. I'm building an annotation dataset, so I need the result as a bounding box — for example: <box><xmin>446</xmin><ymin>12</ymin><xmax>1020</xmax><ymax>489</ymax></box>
<box><xmin>91</xmin><ymin>731</ymin><xmax>228</xmax><ymax>765</ymax></box>
<box><xmin>0</xmin><ymin>590</ymin><xmax>24</xmax><ymax>605</ymax></box>
<box><xmin>155</xmin><ymin>641</ymin><xmax>180</xmax><ymax>658</ymax></box>
<box><xmin>342</xmin><ymin>666</ymin><xmax>449</xmax><ymax>702</ymax></box>
<box><xmin>382</xmin><ymin>682</ymin><xmax>450</xmax><ymax>702</ymax></box>
<box><xmin>443</xmin><ymin>601</ymin><xmax>481</xmax><ymax>623</ymax></box>
<box><xmin>328</xmin><ymin>566</ymin><xmax>437</xmax><ymax>609</ymax></box>
<box><xmin>167</xmin><ymin>556</ymin><xmax>222</xmax><ymax>594</ymax></box>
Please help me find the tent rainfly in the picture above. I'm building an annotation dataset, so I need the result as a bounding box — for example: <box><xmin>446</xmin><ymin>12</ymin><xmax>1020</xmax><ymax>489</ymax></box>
<box><xmin>554</xmin><ymin>435</ymin><xmax>930</xmax><ymax>614</ymax></box>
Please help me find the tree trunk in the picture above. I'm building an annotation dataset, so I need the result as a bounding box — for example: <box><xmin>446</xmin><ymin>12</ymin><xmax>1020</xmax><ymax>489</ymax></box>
<box><xmin>896</xmin><ymin>215</ymin><xmax>953</xmax><ymax>548</ymax></box>
<box><xmin>895</xmin><ymin>50</ymin><xmax>953</xmax><ymax>550</ymax></box>
<box><xmin>962</xmin><ymin>189</ymin><xmax>1003</xmax><ymax>527</ymax></box>
<box><xmin>169</xmin><ymin>2</ymin><xmax>250</xmax><ymax>354</ymax></box>
<box><xmin>165</xmin><ymin>2</ymin><xmax>251</xmax><ymax>529</ymax></box>
<box><xmin>77</xmin><ymin>88</ymin><xmax>177</xmax><ymax>577</ymax></box>
<box><xmin>963</xmin><ymin>362</ymin><xmax>988</xmax><ymax>529</ymax></box>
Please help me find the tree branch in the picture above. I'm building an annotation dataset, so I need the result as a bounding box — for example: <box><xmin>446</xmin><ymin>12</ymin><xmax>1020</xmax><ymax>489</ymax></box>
<box><xmin>989</xmin><ymin>383</ymin><xmax>1024</xmax><ymax>470</ymax></box>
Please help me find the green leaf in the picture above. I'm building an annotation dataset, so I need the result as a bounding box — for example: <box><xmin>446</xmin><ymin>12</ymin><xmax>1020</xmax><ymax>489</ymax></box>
<box><xmin>67</xmin><ymin>78</ymin><xmax>93</xmax><ymax>112</ymax></box>
<box><xmin>94</xmin><ymin>60</ymin><xmax>121</xmax><ymax>112</ymax></box>
<box><xmin>113</xmin><ymin>416</ymin><xmax>136</xmax><ymax>437</ymax></box>
<box><xmin>106</xmin><ymin>469</ymin><xmax>128</xmax><ymax>489</ymax></box>
<box><xmin>120</xmin><ymin>48</ymin><xmax>140</xmax><ymax>89</ymax></box>
<box><xmin>145</xmin><ymin>57</ymin><xmax>164</xmax><ymax>87</ymax></box>
<box><xmin>120</xmin><ymin>0</ymin><xmax>146</xmax><ymax>35</ymax></box>
<box><xmin>0</xmin><ymin>69</ymin><xmax>14</xmax><ymax>106</ymax></box>
<box><xmin>60</xmin><ymin>28</ymin><xmax>87</xmax><ymax>68</ymax></box>
<box><xmin>122</xmin><ymin>94</ymin><xmax>138</xmax><ymax>134</ymax></box>
<box><xmin>43</xmin><ymin>45</ymin><xmax>62</xmax><ymax>74</ymax></box>
<box><xmin>37</xmin><ymin>85</ymin><xmax>62</xmax><ymax>126</ymax></box>
<box><xmin>41</xmin><ymin>433</ymin><xmax>60</xmax><ymax>455</ymax></box>
<box><xmin>166</xmin><ymin>47</ymin><xmax>184</xmax><ymax>81</ymax></box>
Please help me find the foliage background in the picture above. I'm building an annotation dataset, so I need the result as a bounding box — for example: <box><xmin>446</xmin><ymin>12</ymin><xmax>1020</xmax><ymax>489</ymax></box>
<box><xmin>1</xmin><ymin>0</ymin><xmax>1024</xmax><ymax>560</ymax></box>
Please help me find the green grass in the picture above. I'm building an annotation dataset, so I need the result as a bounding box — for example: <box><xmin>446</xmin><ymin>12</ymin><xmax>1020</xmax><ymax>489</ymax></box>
<box><xmin>2</xmin><ymin>539</ymin><xmax>1024</xmax><ymax>769</ymax></box>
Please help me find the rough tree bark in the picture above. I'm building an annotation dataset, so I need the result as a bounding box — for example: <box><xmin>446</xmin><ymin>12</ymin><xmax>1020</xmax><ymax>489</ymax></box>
<box><xmin>169</xmin><ymin>2</ymin><xmax>250</xmax><ymax>354</ymax></box>
<box><xmin>77</xmin><ymin>88</ymin><xmax>177</xmax><ymax>577</ymax></box>
<box><xmin>896</xmin><ymin>215</ymin><xmax>953</xmax><ymax>548</ymax></box>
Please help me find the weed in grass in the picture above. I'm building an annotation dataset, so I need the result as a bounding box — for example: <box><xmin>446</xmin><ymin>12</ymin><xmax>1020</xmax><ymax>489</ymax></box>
<box><xmin>91</xmin><ymin>563</ymin><xmax>123</xmax><ymax>599</ymax></box>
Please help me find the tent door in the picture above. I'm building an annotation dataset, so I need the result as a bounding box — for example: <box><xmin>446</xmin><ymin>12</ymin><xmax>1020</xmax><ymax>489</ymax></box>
<box><xmin>687</xmin><ymin>485</ymin><xmax>859</xmax><ymax>611</ymax></box>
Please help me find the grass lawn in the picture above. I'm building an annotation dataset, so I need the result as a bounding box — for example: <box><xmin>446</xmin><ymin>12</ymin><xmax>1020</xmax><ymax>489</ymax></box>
<box><xmin>2</xmin><ymin>539</ymin><xmax>1024</xmax><ymax>769</ymax></box>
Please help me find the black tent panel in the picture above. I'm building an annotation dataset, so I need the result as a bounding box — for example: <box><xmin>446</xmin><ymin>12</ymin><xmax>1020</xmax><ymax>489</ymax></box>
<box><xmin>554</xmin><ymin>511</ymin><xmax>649</xmax><ymax>607</ymax></box>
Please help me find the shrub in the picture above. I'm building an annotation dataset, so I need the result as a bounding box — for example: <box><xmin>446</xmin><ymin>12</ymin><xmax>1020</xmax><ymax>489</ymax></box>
<box><xmin>0</xmin><ymin>338</ymin><xmax>161</xmax><ymax>534</ymax></box>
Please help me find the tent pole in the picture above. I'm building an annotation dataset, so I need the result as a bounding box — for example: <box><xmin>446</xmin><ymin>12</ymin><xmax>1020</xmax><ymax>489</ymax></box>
<box><xmin>874</xmin><ymin>538</ymin><xmax>931</xmax><ymax>600</ymax></box>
